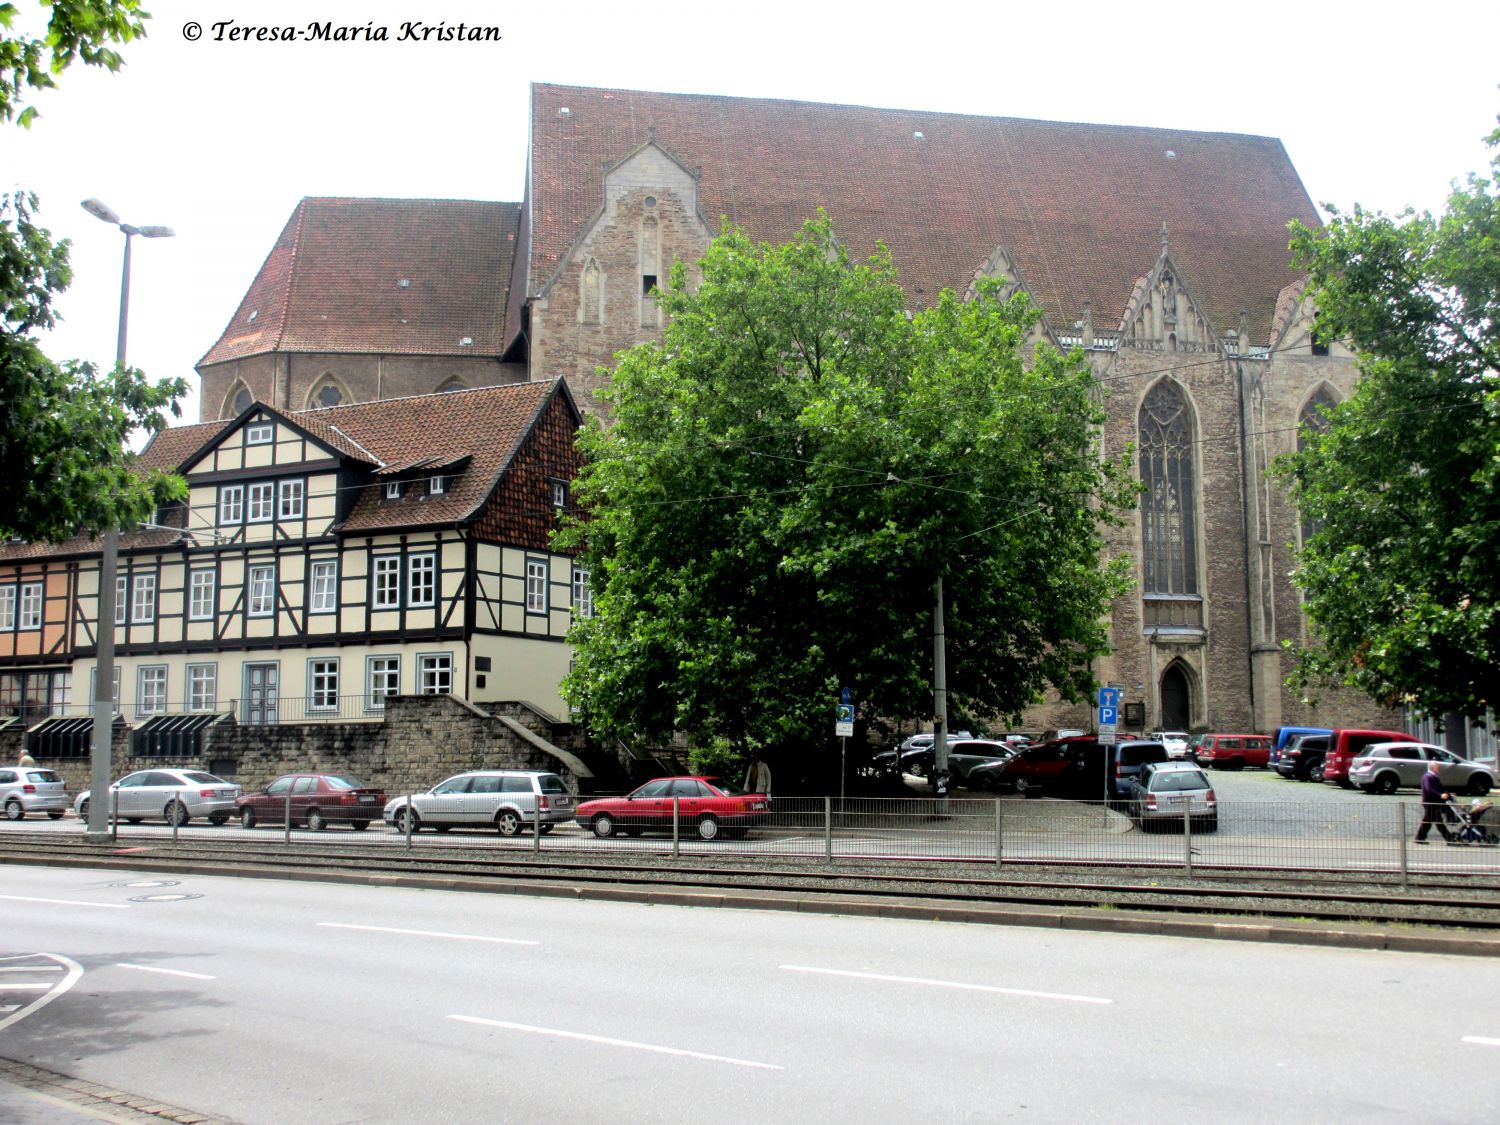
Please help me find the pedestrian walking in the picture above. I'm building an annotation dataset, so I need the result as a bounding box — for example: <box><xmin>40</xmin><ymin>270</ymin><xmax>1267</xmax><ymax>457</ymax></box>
<box><xmin>743</xmin><ymin>751</ymin><xmax>772</xmax><ymax>796</ymax></box>
<box><xmin>17</xmin><ymin>748</ymin><xmax>35</xmax><ymax>767</ymax></box>
<box><xmin>1415</xmin><ymin>761</ymin><xmax>1455</xmax><ymax>844</ymax></box>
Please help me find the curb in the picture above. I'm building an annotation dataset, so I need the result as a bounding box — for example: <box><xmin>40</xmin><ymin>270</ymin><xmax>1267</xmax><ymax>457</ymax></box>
<box><xmin>6</xmin><ymin>849</ymin><xmax>1499</xmax><ymax>958</ymax></box>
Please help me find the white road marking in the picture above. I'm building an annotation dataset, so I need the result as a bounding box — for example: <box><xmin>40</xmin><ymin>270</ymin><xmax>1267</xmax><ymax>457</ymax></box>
<box><xmin>1462</xmin><ymin>1036</ymin><xmax>1500</xmax><ymax>1048</ymax></box>
<box><xmin>780</xmin><ymin>965</ymin><xmax>1112</xmax><ymax>1005</ymax></box>
<box><xmin>0</xmin><ymin>955</ymin><xmax>83</xmax><ymax>1033</ymax></box>
<box><xmin>0</xmin><ymin>965</ymin><xmax>63</xmax><ymax>973</ymax></box>
<box><xmin>318</xmin><ymin>922</ymin><xmax>538</xmax><ymax>945</ymax></box>
<box><xmin>1</xmin><ymin>983</ymin><xmax>57</xmax><ymax>991</ymax></box>
<box><xmin>116</xmin><ymin>963</ymin><xmax>216</xmax><ymax>981</ymax></box>
<box><xmin>449</xmin><ymin>1015</ymin><xmax>783</xmax><ymax>1070</ymax></box>
<box><xmin>0</xmin><ymin>894</ymin><xmax>129</xmax><ymax>909</ymax></box>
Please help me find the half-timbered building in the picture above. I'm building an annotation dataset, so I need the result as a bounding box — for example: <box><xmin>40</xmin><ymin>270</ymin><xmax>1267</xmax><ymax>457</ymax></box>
<box><xmin>0</xmin><ymin>380</ymin><xmax>585</xmax><ymax>728</ymax></box>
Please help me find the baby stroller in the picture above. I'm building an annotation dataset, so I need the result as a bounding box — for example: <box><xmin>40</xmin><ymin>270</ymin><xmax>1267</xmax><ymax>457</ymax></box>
<box><xmin>1448</xmin><ymin>797</ymin><xmax>1499</xmax><ymax>846</ymax></box>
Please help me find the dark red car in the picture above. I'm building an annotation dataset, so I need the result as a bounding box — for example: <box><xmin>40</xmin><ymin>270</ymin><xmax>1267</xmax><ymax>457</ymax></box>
<box><xmin>236</xmin><ymin>773</ymin><xmax>387</xmax><ymax>831</ymax></box>
<box><xmin>574</xmin><ymin>776</ymin><xmax>771</xmax><ymax>841</ymax></box>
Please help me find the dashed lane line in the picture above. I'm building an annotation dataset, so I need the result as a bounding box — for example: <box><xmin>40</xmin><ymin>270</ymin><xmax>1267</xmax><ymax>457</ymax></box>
<box><xmin>317</xmin><ymin>922</ymin><xmax>537</xmax><ymax>945</ymax></box>
<box><xmin>0</xmin><ymin>894</ymin><xmax>129</xmax><ymax>909</ymax></box>
<box><xmin>780</xmin><ymin>964</ymin><xmax>1113</xmax><ymax>1005</ymax></box>
<box><xmin>448</xmin><ymin>1015</ymin><xmax>783</xmax><ymax>1070</ymax></box>
<box><xmin>1462</xmin><ymin>1036</ymin><xmax>1500</xmax><ymax>1047</ymax></box>
<box><xmin>116</xmin><ymin>964</ymin><xmax>216</xmax><ymax>981</ymax></box>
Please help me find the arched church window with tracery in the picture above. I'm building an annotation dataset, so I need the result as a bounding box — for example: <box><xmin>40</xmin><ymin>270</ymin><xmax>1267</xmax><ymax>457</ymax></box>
<box><xmin>1297</xmin><ymin>387</ymin><xmax>1339</xmax><ymax>545</ymax></box>
<box><xmin>227</xmin><ymin>384</ymin><xmax>253</xmax><ymax>419</ymax></box>
<box><xmin>309</xmin><ymin>378</ymin><xmax>346</xmax><ymax>409</ymax></box>
<box><xmin>1139</xmin><ymin>380</ymin><xmax>1199</xmax><ymax>595</ymax></box>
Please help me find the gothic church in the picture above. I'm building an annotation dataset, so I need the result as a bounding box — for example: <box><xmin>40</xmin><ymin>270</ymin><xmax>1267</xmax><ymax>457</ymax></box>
<box><xmin>197</xmin><ymin>83</ymin><xmax>1390</xmax><ymax>735</ymax></box>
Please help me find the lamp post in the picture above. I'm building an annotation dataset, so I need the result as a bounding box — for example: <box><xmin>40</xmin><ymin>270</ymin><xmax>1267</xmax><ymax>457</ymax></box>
<box><xmin>80</xmin><ymin>198</ymin><xmax>174</xmax><ymax>840</ymax></box>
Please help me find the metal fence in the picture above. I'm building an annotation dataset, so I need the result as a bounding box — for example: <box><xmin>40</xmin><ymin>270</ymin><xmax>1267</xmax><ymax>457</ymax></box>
<box><xmin>23</xmin><ymin>795</ymin><xmax>1500</xmax><ymax>884</ymax></box>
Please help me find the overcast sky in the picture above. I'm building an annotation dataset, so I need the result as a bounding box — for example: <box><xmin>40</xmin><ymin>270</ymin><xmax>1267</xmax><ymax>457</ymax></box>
<box><xmin>3</xmin><ymin>0</ymin><xmax>1497</xmax><ymax>428</ymax></box>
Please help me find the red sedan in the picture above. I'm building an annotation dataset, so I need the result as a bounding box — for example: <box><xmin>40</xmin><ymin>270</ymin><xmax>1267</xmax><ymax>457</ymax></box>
<box><xmin>236</xmin><ymin>773</ymin><xmax>387</xmax><ymax>831</ymax></box>
<box><xmin>574</xmin><ymin>776</ymin><xmax>771</xmax><ymax>841</ymax></box>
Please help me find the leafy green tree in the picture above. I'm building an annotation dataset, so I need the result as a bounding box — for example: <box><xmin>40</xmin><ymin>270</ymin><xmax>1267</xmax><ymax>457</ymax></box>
<box><xmin>1</xmin><ymin>2</ymin><xmax>184</xmax><ymax>542</ymax></box>
<box><xmin>1279</xmin><ymin>117</ymin><xmax>1500</xmax><ymax>717</ymax></box>
<box><xmin>1</xmin><ymin>0</ymin><xmax>147</xmax><ymax>127</ymax></box>
<box><xmin>558</xmin><ymin>215</ymin><xmax>1137</xmax><ymax>755</ymax></box>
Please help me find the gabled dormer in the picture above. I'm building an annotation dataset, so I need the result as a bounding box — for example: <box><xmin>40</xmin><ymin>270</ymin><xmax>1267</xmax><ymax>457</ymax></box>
<box><xmin>965</xmin><ymin>243</ymin><xmax>1055</xmax><ymax>349</ymax></box>
<box><xmin>1269</xmin><ymin>278</ymin><xmax>1353</xmax><ymax>359</ymax></box>
<box><xmin>1119</xmin><ymin>226</ymin><xmax>1222</xmax><ymax>354</ymax></box>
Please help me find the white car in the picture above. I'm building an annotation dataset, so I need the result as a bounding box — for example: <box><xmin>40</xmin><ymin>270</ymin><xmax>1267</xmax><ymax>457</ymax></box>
<box><xmin>1156</xmin><ymin>731</ymin><xmax>1190</xmax><ymax>760</ymax></box>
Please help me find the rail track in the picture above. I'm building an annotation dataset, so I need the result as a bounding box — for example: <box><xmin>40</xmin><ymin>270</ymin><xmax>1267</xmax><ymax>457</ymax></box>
<box><xmin>4</xmin><ymin>833</ymin><xmax>1500</xmax><ymax>932</ymax></box>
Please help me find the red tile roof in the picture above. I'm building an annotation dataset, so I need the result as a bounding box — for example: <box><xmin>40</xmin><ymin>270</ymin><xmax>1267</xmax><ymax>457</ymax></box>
<box><xmin>524</xmin><ymin>84</ymin><xmax>1321</xmax><ymax>344</ymax></box>
<box><xmin>199</xmin><ymin>198</ymin><xmax>522</xmax><ymax>367</ymax></box>
<box><xmin>0</xmin><ymin>382</ymin><xmax>579</xmax><ymax>560</ymax></box>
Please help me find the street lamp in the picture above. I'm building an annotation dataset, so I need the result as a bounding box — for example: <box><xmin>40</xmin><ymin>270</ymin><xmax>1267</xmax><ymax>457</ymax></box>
<box><xmin>80</xmin><ymin>198</ymin><xmax>175</xmax><ymax>840</ymax></box>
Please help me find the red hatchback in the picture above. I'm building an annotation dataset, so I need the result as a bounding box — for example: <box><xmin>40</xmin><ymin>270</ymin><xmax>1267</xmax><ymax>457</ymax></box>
<box><xmin>574</xmin><ymin>776</ymin><xmax>771</xmax><ymax>841</ymax></box>
<box><xmin>236</xmin><ymin>773</ymin><xmax>387</xmax><ymax>831</ymax></box>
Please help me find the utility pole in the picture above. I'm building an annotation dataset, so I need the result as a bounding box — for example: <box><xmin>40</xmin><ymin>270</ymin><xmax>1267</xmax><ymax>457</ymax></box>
<box><xmin>933</xmin><ymin>575</ymin><xmax>949</xmax><ymax>805</ymax></box>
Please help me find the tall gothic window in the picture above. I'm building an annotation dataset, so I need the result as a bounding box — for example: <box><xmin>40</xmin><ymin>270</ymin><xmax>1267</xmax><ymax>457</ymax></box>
<box><xmin>1139</xmin><ymin>380</ymin><xmax>1198</xmax><ymax>595</ymax></box>
<box><xmin>1297</xmin><ymin>387</ymin><xmax>1339</xmax><ymax>545</ymax></box>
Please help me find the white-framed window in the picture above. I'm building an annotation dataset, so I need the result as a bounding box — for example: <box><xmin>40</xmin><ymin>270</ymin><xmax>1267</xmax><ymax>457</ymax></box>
<box><xmin>372</xmin><ymin>556</ymin><xmax>401</xmax><ymax>609</ymax></box>
<box><xmin>309</xmin><ymin>658</ymin><xmax>339</xmax><ymax>712</ymax></box>
<box><xmin>0</xmin><ymin>585</ymin><xmax>14</xmax><ymax>630</ymax></box>
<box><xmin>279</xmin><ymin>479</ymin><xmax>304</xmax><ymax>520</ymax></box>
<box><xmin>429</xmin><ymin>475</ymin><xmax>445</xmax><ymax>496</ymax></box>
<box><xmin>189</xmin><ymin>569</ymin><xmax>216</xmax><ymax>621</ymax></box>
<box><xmin>219</xmin><ymin>484</ymin><xmax>244</xmax><ymax>525</ymax></box>
<box><xmin>408</xmin><ymin>553</ymin><xmax>435</xmax><ymax>607</ymax></box>
<box><xmin>366</xmin><ymin>655</ymin><xmax>400</xmax><ymax>710</ymax></box>
<box><xmin>572</xmin><ymin>566</ymin><xmax>593</xmax><ymax>618</ymax></box>
<box><xmin>137</xmin><ymin>665</ymin><xmax>167</xmax><ymax>716</ymax></box>
<box><xmin>247</xmin><ymin>481</ymin><xmax>275</xmax><ymax>523</ymax></box>
<box><xmin>525</xmin><ymin>558</ymin><xmax>548</xmax><ymax>613</ymax></box>
<box><xmin>309</xmin><ymin>560</ymin><xmax>337</xmax><ymax>613</ymax></box>
<box><xmin>550</xmin><ymin>480</ymin><xmax>567</xmax><ymax>509</ymax></box>
<box><xmin>187</xmin><ymin>663</ymin><xmax>217</xmax><ymax>711</ymax></box>
<box><xmin>418</xmin><ymin>653</ymin><xmax>452</xmax><ymax>695</ymax></box>
<box><xmin>114</xmin><ymin>575</ymin><xmax>127</xmax><ymax>625</ymax></box>
<box><xmin>248</xmin><ymin>564</ymin><xmax>276</xmax><ymax>617</ymax></box>
<box><xmin>130</xmin><ymin>573</ymin><xmax>156</xmax><ymax>624</ymax></box>
<box><xmin>384</xmin><ymin>481</ymin><xmax>402</xmax><ymax>500</ymax></box>
<box><xmin>245</xmin><ymin>421</ymin><xmax>274</xmax><ymax>445</ymax></box>
<box><xmin>49</xmin><ymin>671</ymin><xmax>71</xmax><ymax>712</ymax></box>
<box><xmin>89</xmin><ymin>666</ymin><xmax>121</xmax><ymax>715</ymax></box>
<box><xmin>18</xmin><ymin>582</ymin><xmax>42</xmax><ymax>630</ymax></box>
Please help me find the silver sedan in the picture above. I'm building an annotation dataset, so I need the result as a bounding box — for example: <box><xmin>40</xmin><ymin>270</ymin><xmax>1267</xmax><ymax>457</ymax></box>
<box><xmin>75</xmin><ymin>769</ymin><xmax>242</xmax><ymax>826</ymax></box>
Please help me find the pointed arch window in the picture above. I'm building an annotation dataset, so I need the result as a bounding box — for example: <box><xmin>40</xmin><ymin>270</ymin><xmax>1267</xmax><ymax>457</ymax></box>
<box><xmin>226</xmin><ymin>383</ymin><xmax>253</xmax><ymax>419</ymax></box>
<box><xmin>580</xmin><ymin>258</ymin><xmax>602</xmax><ymax>325</ymax></box>
<box><xmin>1139</xmin><ymin>380</ymin><xmax>1199</xmax><ymax>595</ymax></box>
<box><xmin>1297</xmin><ymin>387</ymin><xmax>1339</xmax><ymax>545</ymax></box>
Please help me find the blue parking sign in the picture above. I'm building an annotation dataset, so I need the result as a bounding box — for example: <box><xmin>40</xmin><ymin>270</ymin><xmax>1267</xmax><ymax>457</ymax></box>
<box><xmin>1097</xmin><ymin>686</ymin><xmax>1120</xmax><ymax>711</ymax></box>
<box><xmin>1099</xmin><ymin>706</ymin><xmax>1118</xmax><ymax>726</ymax></box>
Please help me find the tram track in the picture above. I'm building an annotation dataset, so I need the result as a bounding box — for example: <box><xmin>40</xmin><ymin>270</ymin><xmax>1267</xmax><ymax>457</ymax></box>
<box><xmin>4</xmin><ymin>833</ymin><xmax>1500</xmax><ymax>933</ymax></box>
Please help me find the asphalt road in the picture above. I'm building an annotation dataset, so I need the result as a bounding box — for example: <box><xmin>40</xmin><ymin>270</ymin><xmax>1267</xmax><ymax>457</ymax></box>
<box><xmin>2</xmin><ymin>862</ymin><xmax>1498</xmax><ymax>1123</ymax></box>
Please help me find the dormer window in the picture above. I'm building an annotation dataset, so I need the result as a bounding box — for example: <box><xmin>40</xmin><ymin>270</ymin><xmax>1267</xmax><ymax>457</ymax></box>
<box><xmin>385</xmin><ymin>482</ymin><xmax>402</xmax><ymax>501</ymax></box>
<box><xmin>429</xmin><ymin>475</ymin><xmax>446</xmax><ymax>496</ymax></box>
<box><xmin>246</xmin><ymin>422</ymin><xmax>273</xmax><ymax>445</ymax></box>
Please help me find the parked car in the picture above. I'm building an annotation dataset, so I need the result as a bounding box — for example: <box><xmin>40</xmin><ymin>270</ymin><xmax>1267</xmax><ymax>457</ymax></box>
<box><xmin>982</xmin><ymin>736</ymin><xmax>1113</xmax><ymax>798</ymax></box>
<box><xmin>1270</xmin><ymin>725</ymin><xmax>1331</xmax><ymax>769</ymax></box>
<box><xmin>1195</xmin><ymin>734</ymin><xmax>1273</xmax><ymax>771</ymax></box>
<box><xmin>574</xmin><ymin>776</ymin><xmax>770</xmax><ymax>841</ymax></box>
<box><xmin>383</xmin><ymin>770</ymin><xmax>575</xmax><ymax>835</ymax></box>
<box><xmin>1109</xmin><ymin>740</ymin><xmax>1171</xmax><ymax>799</ymax></box>
<box><xmin>1155</xmin><ymin>731</ymin><xmax>1190</xmax><ymax>760</ymax></box>
<box><xmin>1349</xmin><ymin>742</ymin><xmax>1496</xmax><ymax>796</ymax></box>
<box><xmin>74</xmin><ymin>769</ymin><xmax>241</xmax><ymax>826</ymax></box>
<box><xmin>1320</xmin><ymin>728</ymin><xmax>1413</xmax><ymax>788</ymax></box>
<box><xmin>1275</xmin><ymin>734</ymin><xmax>1330</xmax><ymax>781</ymax></box>
<box><xmin>237</xmin><ymin>773</ymin><xmax>387</xmax><ymax>831</ymax></box>
<box><xmin>0</xmin><ymin>766</ymin><xmax>68</xmax><ymax>820</ymax></box>
<box><xmin>1127</xmin><ymin>762</ymin><xmax>1218</xmax><ymax>831</ymax></box>
<box><xmin>902</xmin><ymin>739</ymin><xmax>1013</xmax><ymax>783</ymax></box>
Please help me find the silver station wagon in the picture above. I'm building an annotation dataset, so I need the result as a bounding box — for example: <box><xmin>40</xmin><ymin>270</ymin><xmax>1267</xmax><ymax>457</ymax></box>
<box><xmin>383</xmin><ymin>770</ymin><xmax>574</xmax><ymax>836</ymax></box>
<box><xmin>1349</xmin><ymin>742</ymin><xmax>1495</xmax><ymax>796</ymax></box>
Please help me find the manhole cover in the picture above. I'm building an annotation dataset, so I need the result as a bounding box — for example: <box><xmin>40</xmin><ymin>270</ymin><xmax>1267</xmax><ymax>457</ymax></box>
<box><xmin>111</xmin><ymin>880</ymin><xmax>180</xmax><ymax>889</ymax></box>
<box><xmin>127</xmin><ymin>893</ymin><xmax>203</xmax><ymax>903</ymax></box>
